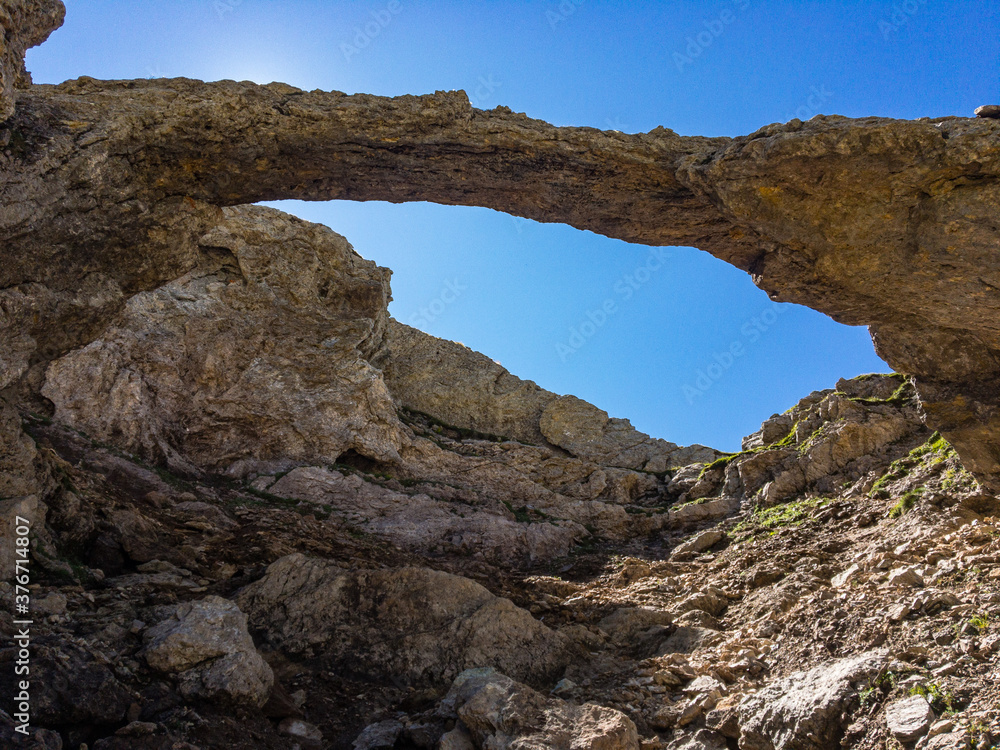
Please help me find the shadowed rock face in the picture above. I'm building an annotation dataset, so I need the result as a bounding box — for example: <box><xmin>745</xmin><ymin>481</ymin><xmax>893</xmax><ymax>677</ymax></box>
<box><xmin>0</xmin><ymin>0</ymin><xmax>64</xmax><ymax>120</ymax></box>
<box><xmin>3</xmin><ymin>3</ymin><xmax>1000</xmax><ymax>486</ymax></box>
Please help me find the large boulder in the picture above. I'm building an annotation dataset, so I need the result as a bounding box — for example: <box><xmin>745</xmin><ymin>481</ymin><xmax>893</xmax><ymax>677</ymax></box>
<box><xmin>237</xmin><ymin>554</ymin><xmax>571</xmax><ymax>686</ymax></box>
<box><xmin>737</xmin><ymin>650</ymin><xmax>886</xmax><ymax>750</ymax></box>
<box><xmin>142</xmin><ymin>595</ymin><xmax>273</xmax><ymax>707</ymax></box>
<box><xmin>440</xmin><ymin>668</ymin><xmax>639</xmax><ymax>750</ymax></box>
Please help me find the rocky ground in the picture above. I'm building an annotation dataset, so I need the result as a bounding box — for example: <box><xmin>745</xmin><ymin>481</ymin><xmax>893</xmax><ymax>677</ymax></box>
<box><xmin>3</xmin><ymin>367</ymin><xmax>999</xmax><ymax>750</ymax></box>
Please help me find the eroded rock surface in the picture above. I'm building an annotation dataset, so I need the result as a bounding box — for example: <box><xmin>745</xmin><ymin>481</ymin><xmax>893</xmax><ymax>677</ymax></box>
<box><xmin>0</xmin><ymin>0</ymin><xmax>63</xmax><ymax>120</ymax></box>
<box><xmin>42</xmin><ymin>205</ymin><xmax>403</xmax><ymax>474</ymax></box>
<box><xmin>737</xmin><ymin>650</ymin><xmax>885</xmax><ymax>749</ymax></box>
<box><xmin>439</xmin><ymin>668</ymin><xmax>640</xmax><ymax>750</ymax></box>
<box><xmin>236</xmin><ymin>553</ymin><xmax>572</xmax><ymax>687</ymax></box>
<box><xmin>2</xmin><ymin>5</ymin><xmax>1000</xmax><ymax>750</ymax></box>
<box><xmin>142</xmin><ymin>595</ymin><xmax>273</xmax><ymax>707</ymax></box>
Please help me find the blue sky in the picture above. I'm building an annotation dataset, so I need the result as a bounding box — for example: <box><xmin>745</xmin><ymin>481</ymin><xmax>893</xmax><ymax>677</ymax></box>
<box><xmin>27</xmin><ymin>1</ymin><xmax>999</xmax><ymax>452</ymax></box>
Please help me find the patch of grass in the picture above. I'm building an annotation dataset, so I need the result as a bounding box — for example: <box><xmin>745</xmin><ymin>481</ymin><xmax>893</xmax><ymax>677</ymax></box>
<box><xmin>755</xmin><ymin>496</ymin><xmax>829</xmax><ymax>530</ymax></box>
<box><xmin>859</xmin><ymin>685</ymin><xmax>879</xmax><ymax>708</ymax></box>
<box><xmin>908</xmin><ymin>682</ymin><xmax>954</xmax><ymax>713</ymax></box>
<box><xmin>672</xmin><ymin>495</ymin><xmax>715</xmax><ymax>510</ymax></box>
<box><xmin>731</xmin><ymin>496</ymin><xmax>830</xmax><ymax>539</ymax></box>
<box><xmin>697</xmin><ymin>452</ymin><xmax>740</xmax><ymax>478</ymax></box>
<box><xmin>969</xmin><ymin>613</ymin><xmax>990</xmax><ymax>631</ymax></box>
<box><xmin>870</xmin><ymin>433</ymin><xmax>953</xmax><ymax>498</ymax></box>
<box><xmin>942</xmin><ymin>465</ymin><xmax>977</xmax><ymax>492</ymax></box>
<box><xmin>908</xmin><ymin>431</ymin><xmax>948</xmax><ymax>458</ymax></box>
<box><xmin>845</xmin><ymin>378</ymin><xmax>915</xmax><ymax>407</ymax></box>
<box><xmin>696</xmin><ymin>422</ymin><xmax>800</xmax><ymax>480</ymax></box>
<box><xmin>889</xmin><ymin>487</ymin><xmax>923</xmax><ymax>518</ymax></box>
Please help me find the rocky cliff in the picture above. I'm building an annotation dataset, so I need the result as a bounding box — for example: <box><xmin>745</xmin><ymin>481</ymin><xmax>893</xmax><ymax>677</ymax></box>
<box><xmin>1</xmin><ymin>3</ymin><xmax>1000</xmax><ymax>750</ymax></box>
<box><xmin>3</xmin><ymin>1</ymin><xmax>1000</xmax><ymax>489</ymax></box>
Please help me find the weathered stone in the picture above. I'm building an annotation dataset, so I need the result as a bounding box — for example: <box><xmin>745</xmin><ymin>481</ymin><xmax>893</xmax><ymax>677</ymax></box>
<box><xmin>385</xmin><ymin>323</ymin><xmax>717</xmax><ymax>470</ymax></box>
<box><xmin>887</xmin><ymin>566</ymin><xmax>925</xmax><ymax>588</ymax></box>
<box><xmin>352</xmin><ymin>719</ymin><xmax>403</xmax><ymax>749</ymax></box>
<box><xmin>738</xmin><ymin>650</ymin><xmax>885</xmax><ymax>750</ymax></box>
<box><xmin>831</xmin><ymin>564</ymin><xmax>861</xmax><ymax>588</ymax></box>
<box><xmin>237</xmin><ymin>554</ymin><xmax>571</xmax><ymax>687</ymax></box>
<box><xmin>664</xmin><ymin>729</ymin><xmax>728</xmax><ymax>750</ymax></box>
<box><xmin>0</xmin><ymin>0</ymin><xmax>64</xmax><ymax>121</ymax></box>
<box><xmin>33</xmin><ymin>591</ymin><xmax>66</xmax><ymax>615</ymax></box>
<box><xmin>0</xmin><ymin>708</ymin><xmax>62</xmax><ymax>749</ymax></box>
<box><xmin>669</xmin><ymin>497</ymin><xmax>739</xmax><ymax>525</ymax></box>
<box><xmin>0</xmin><ymin>494</ymin><xmax>41</xmax><ymax>574</ymax></box>
<box><xmin>674</xmin><ymin>587</ymin><xmax>729</xmax><ymax>618</ymax></box>
<box><xmin>441</xmin><ymin>668</ymin><xmax>639</xmax><ymax>750</ymax></box>
<box><xmin>886</xmin><ymin>695</ymin><xmax>934</xmax><ymax>743</ymax></box>
<box><xmin>3</xmin><ymin>638</ymin><xmax>132</xmax><ymax>727</ymax></box>
<box><xmin>924</xmin><ymin>731</ymin><xmax>970</xmax><ymax>750</ymax></box>
<box><xmin>672</xmin><ymin>529</ymin><xmax>725</xmax><ymax>559</ymax></box>
<box><xmin>142</xmin><ymin>595</ymin><xmax>273</xmax><ymax>707</ymax></box>
<box><xmin>267</xmin><ymin>465</ymin><xmax>584</xmax><ymax>565</ymax></box>
<box><xmin>598</xmin><ymin>607</ymin><xmax>675</xmax><ymax>655</ymax></box>
<box><xmin>42</xmin><ymin>206</ymin><xmax>403</xmax><ymax>474</ymax></box>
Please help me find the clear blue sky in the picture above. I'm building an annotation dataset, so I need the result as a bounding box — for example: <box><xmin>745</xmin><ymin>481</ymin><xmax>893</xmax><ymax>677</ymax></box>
<box><xmin>27</xmin><ymin>1</ymin><xmax>999</xmax><ymax>452</ymax></box>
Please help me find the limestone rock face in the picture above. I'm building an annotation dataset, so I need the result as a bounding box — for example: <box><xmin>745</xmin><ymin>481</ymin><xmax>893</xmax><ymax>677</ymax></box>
<box><xmin>737</xmin><ymin>650</ymin><xmax>885</xmax><ymax>750</ymax></box>
<box><xmin>384</xmin><ymin>321</ymin><xmax>719</xmax><ymax>471</ymax></box>
<box><xmin>236</xmin><ymin>554</ymin><xmax>572</xmax><ymax>687</ymax></box>
<box><xmin>0</xmin><ymin>397</ymin><xmax>42</xmax><ymax>498</ymax></box>
<box><xmin>142</xmin><ymin>595</ymin><xmax>273</xmax><ymax>707</ymax></box>
<box><xmin>267</xmin><ymin>466</ymin><xmax>586</xmax><ymax>565</ymax></box>
<box><xmin>439</xmin><ymin>668</ymin><xmax>639</xmax><ymax>750</ymax></box>
<box><xmin>539</xmin><ymin>395</ymin><xmax>719</xmax><ymax>471</ymax></box>
<box><xmin>381</xmin><ymin>321</ymin><xmax>555</xmax><ymax>446</ymax></box>
<box><xmin>683</xmin><ymin>374</ymin><xmax>932</xmax><ymax>512</ymax></box>
<box><xmin>42</xmin><ymin>205</ymin><xmax>404</xmax><ymax>474</ymax></box>
<box><xmin>0</xmin><ymin>0</ymin><xmax>64</xmax><ymax>121</ymax></box>
<box><xmin>3</xmin><ymin>69</ymin><xmax>1000</xmax><ymax>485</ymax></box>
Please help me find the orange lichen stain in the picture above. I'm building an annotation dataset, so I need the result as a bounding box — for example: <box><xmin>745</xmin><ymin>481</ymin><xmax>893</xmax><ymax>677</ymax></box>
<box><xmin>185</xmin><ymin>197</ymin><xmax>198</xmax><ymax>210</ymax></box>
<box><xmin>729</xmin><ymin>228</ymin><xmax>745</xmax><ymax>240</ymax></box>
<box><xmin>382</xmin><ymin>137</ymin><xmax>400</xmax><ymax>142</ymax></box>
<box><xmin>757</xmin><ymin>186</ymin><xmax>782</xmax><ymax>201</ymax></box>
<box><xmin>60</xmin><ymin>120</ymin><xmax>90</xmax><ymax>129</ymax></box>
